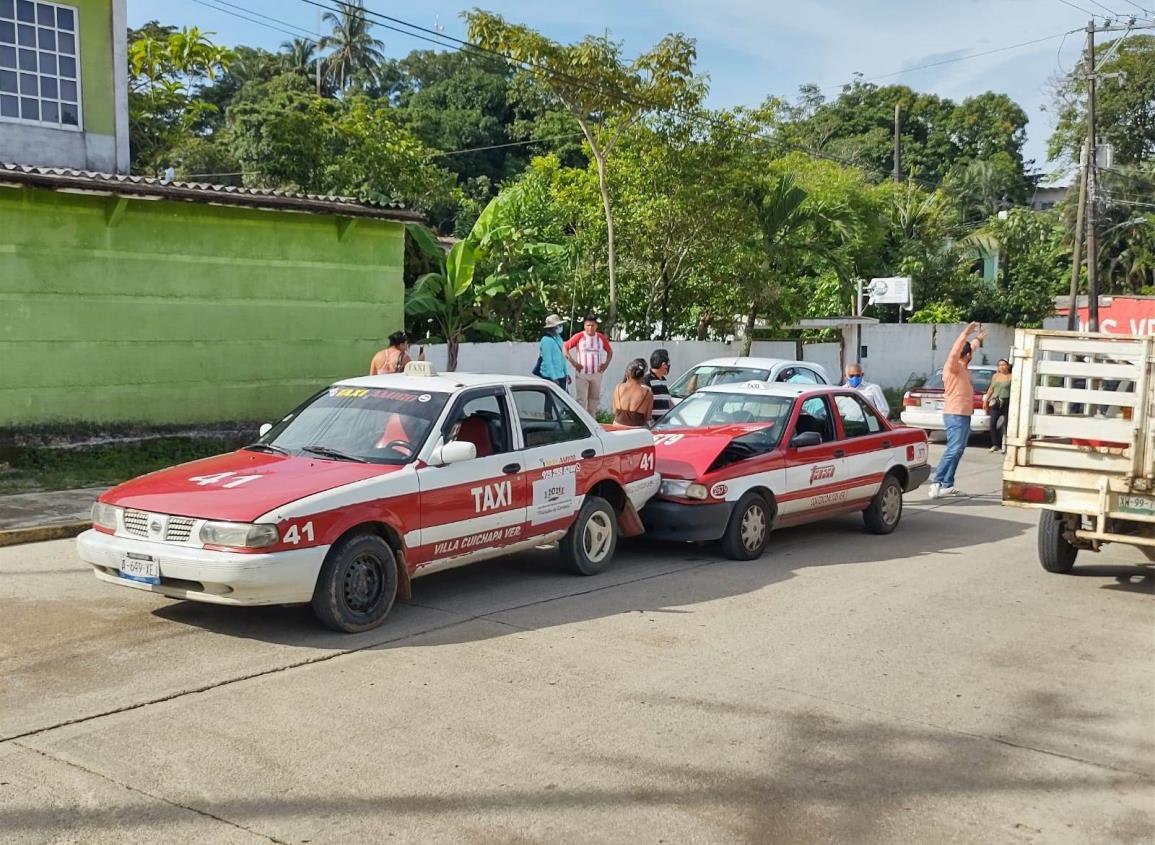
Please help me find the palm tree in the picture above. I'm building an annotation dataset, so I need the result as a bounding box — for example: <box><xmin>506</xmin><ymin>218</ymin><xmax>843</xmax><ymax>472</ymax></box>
<box><xmin>319</xmin><ymin>1</ymin><xmax>385</xmax><ymax>92</ymax></box>
<box><xmin>280</xmin><ymin>37</ymin><xmax>317</xmax><ymax>72</ymax></box>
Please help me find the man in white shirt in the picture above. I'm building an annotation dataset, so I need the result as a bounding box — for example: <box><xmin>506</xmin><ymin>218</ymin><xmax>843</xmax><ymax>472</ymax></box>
<box><xmin>844</xmin><ymin>363</ymin><xmax>889</xmax><ymax>418</ymax></box>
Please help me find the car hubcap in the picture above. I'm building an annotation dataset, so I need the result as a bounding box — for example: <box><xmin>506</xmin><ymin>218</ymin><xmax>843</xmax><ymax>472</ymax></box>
<box><xmin>741</xmin><ymin>504</ymin><xmax>767</xmax><ymax>551</ymax></box>
<box><xmin>583</xmin><ymin>511</ymin><xmax>613</xmax><ymax>563</ymax></box>
<box><xmin>344</xmin><ymin>554</ymin><xmax>382</xmax><ymax>613</ymax></box>
<box><xmin>882</xmin><ymin>484</ymin><xmax>902</xmax><ymax>525</ymax></box>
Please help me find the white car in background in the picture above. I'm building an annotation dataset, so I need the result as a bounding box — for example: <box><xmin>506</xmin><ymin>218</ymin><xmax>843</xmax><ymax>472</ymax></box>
<box><xmin>900</xmin><ymin>365</ymin><xmax>996</xmax><ymax>437</ymax></box>
<box><xmin>667</xmin><ymin>358</ymin><xmax>829</xmax><ymax>410</ymax></box>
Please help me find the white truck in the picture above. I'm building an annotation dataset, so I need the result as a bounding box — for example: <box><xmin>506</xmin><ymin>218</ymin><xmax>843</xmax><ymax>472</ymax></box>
<box><xmin>1002</xmin><ymin>329</ymin><xmax>1155</xmax><ymax>572</ymax></box>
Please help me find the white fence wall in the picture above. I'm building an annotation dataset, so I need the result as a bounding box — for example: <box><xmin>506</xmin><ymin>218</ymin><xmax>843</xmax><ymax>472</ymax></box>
<box><xmin>416</xmin><ymin>324</ymin><xmax>1012</xmax><ymax>411</ymax></box>
<box><xmin>855</xmin><ymin>323</ymin><xmax>1015</xmax><ymax>392</ymax></box>
<box><xmin>420</xmin><ymin>340</ymin><xmax>840</xmax><ymax>412</ymax></box>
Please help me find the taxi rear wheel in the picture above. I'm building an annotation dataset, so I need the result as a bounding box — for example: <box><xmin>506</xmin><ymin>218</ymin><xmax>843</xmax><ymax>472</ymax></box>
<box><xmin>721</xmin><ymin>493</ymin><xmax>771</xmax><ymax>560</ymax></box>
<box><xmin>863</xmin><ymin>474</ymin><xmax>903</xmax><ymax>535</ymax></box>
<box><xmin>311</xmin><ymin>533</ymin><xmax>398</xmax><ymax>633</ymax></box>
<box><xmin>561</xmin><ymin>495</ymin><xmax>618</xmax><ymax>576</ymax></box>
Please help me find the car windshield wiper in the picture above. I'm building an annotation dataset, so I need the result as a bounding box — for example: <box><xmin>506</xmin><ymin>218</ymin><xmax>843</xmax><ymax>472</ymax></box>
<box><xmin>301</xmin><ymin>445</ymin><xmax>368</xmax><ymax>463</ymax></box>
<box><xmin>244</xmin><ymin>442</ymin><xmax>290</xmax><ymax>455</ymax></box>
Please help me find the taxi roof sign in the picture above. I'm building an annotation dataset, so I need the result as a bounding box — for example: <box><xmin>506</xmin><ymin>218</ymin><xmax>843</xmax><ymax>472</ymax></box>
<box><xmin>404</xmin><ymin>361</ymin><xmax>437</xmax><ymax>377</ymax></box>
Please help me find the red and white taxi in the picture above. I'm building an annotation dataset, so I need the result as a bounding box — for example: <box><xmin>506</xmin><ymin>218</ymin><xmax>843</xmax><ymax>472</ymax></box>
<box><xmin>77</xmin><ymin>366</ymin><xmax>659</xmax><ymax>632</ymax></box>
<box><xmin>641</xmin><ymin>382</ymin><xmax>930</xmax><ymax>559</ymax></box>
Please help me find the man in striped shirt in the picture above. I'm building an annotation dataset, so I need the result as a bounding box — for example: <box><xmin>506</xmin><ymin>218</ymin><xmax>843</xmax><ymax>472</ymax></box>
<box><xmin>564</xmin><ymin>314</ymin><xmax>613</xmax><ymax>417</ymax></box>
<box><xmin>644</xmin><ymin>348</ymin><xmax>672</xmax><ymax>421</ymax></box>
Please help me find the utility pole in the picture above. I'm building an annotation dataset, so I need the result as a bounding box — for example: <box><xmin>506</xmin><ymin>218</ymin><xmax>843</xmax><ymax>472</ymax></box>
<box><xmin>893</xmin><ymin>103</ymin><xmax>902</xmax><ymax>183</ymax></box>
<box><xmin>1067</xmin><ymin>140</ymin><xmax>1088</xmax><ymax>331</ymax></box>
<box><xmin>1085</xmin><ymin>21</ymin><xmax>1100</xmax><ymax>333</ymax></box>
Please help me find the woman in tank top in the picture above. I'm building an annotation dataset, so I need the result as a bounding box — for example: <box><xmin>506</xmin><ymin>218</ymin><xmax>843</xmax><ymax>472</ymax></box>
<box><xmin>612</xmin><ymin>359</ymin><xmax>654</xmax><ymax>427</ymax></box>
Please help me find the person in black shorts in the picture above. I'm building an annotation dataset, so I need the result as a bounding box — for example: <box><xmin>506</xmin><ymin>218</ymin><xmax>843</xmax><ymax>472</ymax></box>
<box><xmin>644</xmin><ymin>348</ymin><xmax>672</xmax><ymax>421</ymax></box>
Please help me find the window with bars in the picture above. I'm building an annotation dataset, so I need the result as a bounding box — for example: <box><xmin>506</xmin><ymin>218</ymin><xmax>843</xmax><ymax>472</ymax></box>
<box><xmin>0</xmin><ymin>0</ymin><xmax>80</xmax><ymax>129</ymax></box>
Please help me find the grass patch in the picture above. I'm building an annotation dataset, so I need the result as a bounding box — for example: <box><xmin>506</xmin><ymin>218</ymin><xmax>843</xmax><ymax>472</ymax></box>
<box><xmin>0</xmin><ymin>437</ymin><xmax>246</xmax><ymax>494</ymax></box>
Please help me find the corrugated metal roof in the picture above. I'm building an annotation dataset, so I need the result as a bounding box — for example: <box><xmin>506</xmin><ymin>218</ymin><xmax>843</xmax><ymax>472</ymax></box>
<box><xmin>0</xmin><ymin>163</ymin><xmax>424</xmax><ymax>222</ymax></box>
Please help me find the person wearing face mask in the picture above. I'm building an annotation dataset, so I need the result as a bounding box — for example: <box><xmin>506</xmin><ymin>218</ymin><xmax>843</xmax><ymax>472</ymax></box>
<box><xmin>843</xmin><ymin>363</ymin><xmax>889</xmax><ymax>417</ymax></box>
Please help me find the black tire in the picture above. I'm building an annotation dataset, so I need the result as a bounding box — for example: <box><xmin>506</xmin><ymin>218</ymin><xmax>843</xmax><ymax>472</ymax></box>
<box><xmin>863</xmin><ymin>474</ymin><xmax>904</xmax><ymax>535</ymax></box>
<box><xmin>560</xmin><ymin>495</ymin><xmax>618</xmax><ymax>576</ymax></box>
<box><xmin>1038</xmin><ymin>510</ymin><xmax>1079</xmax><ymax>574</ymax></box>
<box><xmin>720</xmin><ymin>493</ymin><xmax>772</xmax><ymax>560</ymax></box>
<box><xmin>311</xmin><ymin>533</ymin><xmax>399</xmax><ymax>632</ymax></box>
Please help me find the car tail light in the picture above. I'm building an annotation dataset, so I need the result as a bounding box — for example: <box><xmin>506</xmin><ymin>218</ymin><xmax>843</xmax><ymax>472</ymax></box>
<box><xmin>1003</xmin><ymin>482</ymin><xmax>1055</xmax><ymax>504</ymax></box>
<box><xmin>973</xmin><ymin>393</ymin><xmax>985</xmax><ymax>410</ymax></box>
<box><xmin>903</xmin><ymin>392</ymin><xmax>918</xmax><ymax>408</ymax></box>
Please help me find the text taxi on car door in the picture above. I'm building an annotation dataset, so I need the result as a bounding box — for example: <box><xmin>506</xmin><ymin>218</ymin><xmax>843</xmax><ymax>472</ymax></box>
<box><xmin>640</xmin><ymin>382</ymin><xmax>930</xmax><ymax>559</ymax></box>
<box><xmin>77</xmin><ymin>363</ymin><xmax>660</xmax><ymax>632</ymax></box>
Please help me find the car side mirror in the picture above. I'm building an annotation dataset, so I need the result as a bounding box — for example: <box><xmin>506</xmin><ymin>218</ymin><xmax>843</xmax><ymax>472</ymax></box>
<box><xmin>791</xmin><ymin>431</ymin><xmax>823</xmax><ymax>449</ymax></box>
<box><xmin>431</xmin><ymin>440</ymin><xmax>476</xmax><ymax>467</ymax></box>
<box><xmin>258</xmin><ymin>423</ymin><xmax>272</xmax><ymax>437</ymax></box>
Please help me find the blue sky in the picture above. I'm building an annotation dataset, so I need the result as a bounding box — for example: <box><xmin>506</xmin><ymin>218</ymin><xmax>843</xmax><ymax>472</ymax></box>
<box><xmin>129</xmin><ymin>0</ymin><xmax>1095</xmax><ymax>172</ymax></box>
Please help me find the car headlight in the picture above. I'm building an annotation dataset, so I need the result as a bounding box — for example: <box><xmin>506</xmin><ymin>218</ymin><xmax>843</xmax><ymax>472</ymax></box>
<box><xmin>92</xmin><ymin>501</ymin><xmax>121</xmax><ymax>531</ymax></box>
<box><xmin>660</xmin><ymin>480</ymin><xmax>709</xmax><ymax>500</ymax></box>
<box><xmin>199</xmin><ymin>521</ymin><xmax>279</xmax><ymax>548</ymax></box>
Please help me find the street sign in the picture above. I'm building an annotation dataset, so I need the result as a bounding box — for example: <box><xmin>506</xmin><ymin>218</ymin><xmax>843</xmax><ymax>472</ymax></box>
<box><xmin>867</xmin><ymin>277</ymin><xmax>912</xmax><ymax>307</ymax></box>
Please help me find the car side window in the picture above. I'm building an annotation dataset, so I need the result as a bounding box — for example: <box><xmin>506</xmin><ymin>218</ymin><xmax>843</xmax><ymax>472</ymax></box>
<box><xmin>794</xmin><ymin>396</ymin><xmax>836</xmax><ymax>443</ymax></box>
<box><xmin>835</xmin><ymin>394</ymin><xmax>881</xmax><ymax>437</ymax></box>
<box><xmin>444</xmin><ymin>392</ymin><xmax>511</xmax><ymax>456</ymax></box>
<box><xmin>512</xmin><ymin>388</ymin><xmax>591</xmax><ymax>447</ymax></box>
<box><xmin>779</xmin><ymin>367</ymin><xmax>821</xmax><ymax>385</ymax></box>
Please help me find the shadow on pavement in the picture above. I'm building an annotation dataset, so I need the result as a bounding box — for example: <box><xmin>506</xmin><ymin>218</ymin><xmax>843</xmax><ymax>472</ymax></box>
<box><xmin>1071</xmin><ymin>565</ymin><xmax>1155</xmax><ymax>595</ymax></box>
<box><xmin>154</xmin><ymin>507</ymin><xmax>1030</xmax><ymax>648</ymax></box>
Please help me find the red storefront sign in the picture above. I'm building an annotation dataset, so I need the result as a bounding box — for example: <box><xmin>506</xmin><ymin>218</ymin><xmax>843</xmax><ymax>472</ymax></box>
<box><xmin>1057</xmin><ymin>297</ymin><xmax>1155</xmax><ymax>337</ymax></box>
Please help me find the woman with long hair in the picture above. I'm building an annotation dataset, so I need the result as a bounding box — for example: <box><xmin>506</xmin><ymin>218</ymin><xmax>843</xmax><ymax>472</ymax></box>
<box><xmin>612</xmin><ymin>358</ymin><xmax>654</xmax><ymax>427</ymax></box>
<box><xmin>984</xmin><ymin>358</ymin><xmax>1013</xmax><ymax>452</ymax></box>
<box><xmin>369</xmin><ymin>331</ymin><xmax>411</xmax><ymax>375</ymax></box>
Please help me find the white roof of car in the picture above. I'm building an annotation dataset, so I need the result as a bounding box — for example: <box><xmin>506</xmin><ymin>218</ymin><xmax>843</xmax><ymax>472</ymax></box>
<box><xmin>694</xmin><ymin>382</ymin><xmax>844</xmax><ymax>399</ymax></box>
<box><xmin>335</xmin><ymin>372</ymin><xmax>544</xmax><ymax>394</ymax></box>
<box><xmin>693</xmin><ymin>356</ymin><xmax>811</xmax><ymax>369</ymax></box>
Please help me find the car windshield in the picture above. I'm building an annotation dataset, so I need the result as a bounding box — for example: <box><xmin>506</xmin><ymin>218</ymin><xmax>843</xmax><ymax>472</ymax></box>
<box><xmin>656</xmin><ymin>390</ymin><xmax>793</xmax><ymax>444</ymax></box>
<box><xmin>924</xmin><ymin>369</ymin><xmax>995</xmax><ymax>393</ymax></box>
<box><xmin>668</xmin><ymin>366</ymin><xmax>772</xmax><ymax>399</ymax></box>
<box><xmin>257</xmin><ymin>386</ymin><xmax>450</xmax><ymax>464</ymax></box>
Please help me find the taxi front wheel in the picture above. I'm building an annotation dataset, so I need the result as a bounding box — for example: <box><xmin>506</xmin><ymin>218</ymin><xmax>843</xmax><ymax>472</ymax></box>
<box><xmin>561</xmin><ymin>495</ymin><xmax>618</xmax><ymax>576</ymax></box>
<box><xmin>312</xmin><ymin>533</ymin><xmax>399</xmax><ymax>633</ymax></box>
<box><xmin>721</xmin><ymin>493</ymin><xmax>771</xmax><ymax>560</ymax></box>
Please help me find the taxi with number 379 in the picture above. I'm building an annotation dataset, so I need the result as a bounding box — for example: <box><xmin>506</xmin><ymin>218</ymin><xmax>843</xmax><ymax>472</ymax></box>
<box><xmin>77</xmin><ymin>364</ymin><xmax>659</xmax><ymax>632</ymax></box>
<box><xmin>641</xmin><ymin>382</ymin><xmax>930</xmax><ymax>559</ymax></box>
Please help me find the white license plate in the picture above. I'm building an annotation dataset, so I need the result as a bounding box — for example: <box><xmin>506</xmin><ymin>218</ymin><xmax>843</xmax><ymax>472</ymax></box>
<box><xmin>921</xmin><ymin>398</ymin><xmax>943</xmax><ymax>410</ymax></box>
<box><xmin>1118</xmin><ymin>495</ymin><xmax>1155</xmax><ymax>515</ymax></box>
<box><xmin>120</xmin><ymin>554</ymin><xmax>160</xmax><ymax>585</ymax></box>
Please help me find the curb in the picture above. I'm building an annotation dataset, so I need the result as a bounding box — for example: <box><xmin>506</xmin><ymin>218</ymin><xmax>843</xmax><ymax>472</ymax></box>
<box><xmin>0</xmin><ymin>521</ymin><xmax>89</xmax><ymax>548</ymax></box>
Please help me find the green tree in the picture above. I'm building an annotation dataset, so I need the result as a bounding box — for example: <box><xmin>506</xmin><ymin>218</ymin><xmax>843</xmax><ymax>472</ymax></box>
<box><xmin>320</xmin><ymin>0</ymin><xmax>385</xmax><ymax>92</ymax></box>
<box><xmin>466</xmin><ymin>10</ymin><xmax>703</xmax><ymax>333</ymax></box>
<box><xmin>970</xmin><ymin>209</ymin><xmax>1067</xmax><ymax>326</ymax></box>
<box><xmin>280</xmin><ymin>37</ymin><xmax>319</xmax><ymax>77</ymax></box>
<box><xmin>1049</xmin><ymin>35</ymin><xmax>1155</xmax><ymax>165</ymax></box>
<box><xmin>128</xmin><ymin>25</ymin><xmax>233</xmax><ymax>174</ymax></box>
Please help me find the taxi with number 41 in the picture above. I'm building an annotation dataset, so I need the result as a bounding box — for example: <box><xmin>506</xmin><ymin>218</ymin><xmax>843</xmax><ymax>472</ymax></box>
<box><xmin>641</xmin><ymin>382</ymin><xmax>930</xmax><ymax>559</ymax></box>
<box><xmin>77</xmin><ymin>364</ymin><xmax>659</xmax><ymax>632</ymax></box>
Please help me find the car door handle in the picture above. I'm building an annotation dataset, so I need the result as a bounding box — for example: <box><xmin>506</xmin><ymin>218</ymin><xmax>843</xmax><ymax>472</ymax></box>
<box><xmin>502</xmin><ymin>463</ymin><xmax>521</xmax><ymax>475</ymax></box>
<box><xmin>881</xmin><ymin>440</ymin><xmax>892</xmax><ymax>449</ymax></box>
<box><xmin>833</xmin><ymin>449</ymin><xmax>846</xmax><ymax>458</ymax></box>
<box><xmin>581</xmin><ymin>448</ymin><xmax>596</xmax><ymax>459</ymax></box>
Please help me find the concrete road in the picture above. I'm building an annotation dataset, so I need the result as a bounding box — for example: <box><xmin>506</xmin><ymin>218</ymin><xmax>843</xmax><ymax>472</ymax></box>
<box><xmin>1</xmin><ymin>448</ymin><xmax>1152</xmax><ymax>845</ymax></box>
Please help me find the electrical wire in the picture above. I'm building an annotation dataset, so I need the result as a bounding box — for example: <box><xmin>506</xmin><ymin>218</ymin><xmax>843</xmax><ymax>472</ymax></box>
<box><xmin>1055</xmin><ymin>0</ymin><xmax>1100</xmax><ymax>17</ymax></box>
<box><xmin>188</xmin><ymin>0</ymin><xmax>315</xmax><ymax>41</ymax></box>
<box><xmin>427</xmin><ymin>133</ymin><xmax>587</xmax><ymax>158</ymax></box>
<box><xmin>1084</xmin><ymin>0</ymin><xmax>1127</xmax><ymax>18</ymax></box>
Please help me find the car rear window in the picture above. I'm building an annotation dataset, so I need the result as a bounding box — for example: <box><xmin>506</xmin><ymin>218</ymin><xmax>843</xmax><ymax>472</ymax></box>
<box><xmin>668</xmin><ymin>366</ymin><xmax>771</xmax><ymax>399</ymax></box>
<box><xmin>924</xmin><ymin>369</ymin><xmax>994</xmax><ymax>393</ymax></box>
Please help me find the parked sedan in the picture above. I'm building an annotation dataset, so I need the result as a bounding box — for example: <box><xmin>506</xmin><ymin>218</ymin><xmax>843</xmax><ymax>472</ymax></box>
<box><xmin>641</xmin><ymin>382</ymin><xmax>930</xmax><ymax>560</ymax></box>
<box><xmin>900</xmin><ymin>365</ymin><xmax>996</xmax><ymax>437</ymax></box>
<box><xmin>667</xmin><ymin>357</ymin><xmax>829</xmax><ymax>409</ymax></box>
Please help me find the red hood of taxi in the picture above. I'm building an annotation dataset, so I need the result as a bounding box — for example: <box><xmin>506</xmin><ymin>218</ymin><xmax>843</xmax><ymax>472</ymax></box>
<box><xmin>655</xmin><ymin>424</ymin><xmax>776</xmax><ymax>479</ymax></box>
<box><xmin>100</xmin><ymin>450</ymin><xmax>401</xmax><ymax>522</ymax></box>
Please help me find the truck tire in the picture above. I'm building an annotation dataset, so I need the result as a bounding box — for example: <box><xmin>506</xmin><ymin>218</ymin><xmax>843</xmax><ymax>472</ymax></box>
<box><xmin>311</xmin><ymin>533</ymin><xmax>399</xmax><ymax>632</ymax></box>
<box><xmin>1038</xmin><ymin>510</ymin><xmax>1079</xmax><ymax>574</ymax></box>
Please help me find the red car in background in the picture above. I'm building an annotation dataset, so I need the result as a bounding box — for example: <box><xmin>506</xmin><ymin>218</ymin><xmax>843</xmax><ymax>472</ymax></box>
<box><xmin>900</xmin><ymin>365</ymin><xmax>997</xmax><ymax>439</ymax></box>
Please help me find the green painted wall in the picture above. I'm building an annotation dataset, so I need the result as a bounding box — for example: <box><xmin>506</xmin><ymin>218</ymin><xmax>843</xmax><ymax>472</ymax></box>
<box><xmin>0</xmin><ymin>186</ymin><xmax>405</xmax><ymax>425</ymax></box>
<box><xmin>77</xmin><ymin>0</ymin><xmax>115</xmax><ymax>136</ymax></box>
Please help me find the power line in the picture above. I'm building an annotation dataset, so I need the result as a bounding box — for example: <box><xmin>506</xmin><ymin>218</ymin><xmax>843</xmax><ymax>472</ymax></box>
<box><xmin>428</xmin><ymin>133</ymin><xmax>586</xmax><ymax>158</ymax></box>
<box><xmin>205</xmin><ymin>0</ymin><xmax>321</xmax><ymax>39</ymax></box>
<box><xmin>1084</xmin><ymin>0</ymin><xmax>1127</xmax><ymax>17</ymax></box>
<box><xmin>820</xmin><ymin>29</ymin><xmax>1078</xmax><ymax>91</ymax></box>
<box><xmin>1055</xmin><ymin>0</ymin><xmax>1101</xmax><ymax>16</ymax></box>
<box><xmin>188</xmin><ymin>0</ymin><xmax>315</xmax><ymax>41</ymax></box>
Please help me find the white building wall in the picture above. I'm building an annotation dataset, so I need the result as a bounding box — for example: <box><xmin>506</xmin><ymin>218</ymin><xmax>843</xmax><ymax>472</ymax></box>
<box><xmin>856</xmin><ymin>323</ymin><xmax>1016</xmax><ymax>391</ymax></box>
